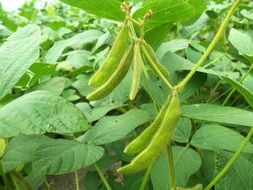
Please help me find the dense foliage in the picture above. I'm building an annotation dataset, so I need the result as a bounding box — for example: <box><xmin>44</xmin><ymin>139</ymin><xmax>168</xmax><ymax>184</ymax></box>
<box><xmin>0</xmin><ymin>0</ymin><xmax>253</xmax><ymax>189</ymax></box>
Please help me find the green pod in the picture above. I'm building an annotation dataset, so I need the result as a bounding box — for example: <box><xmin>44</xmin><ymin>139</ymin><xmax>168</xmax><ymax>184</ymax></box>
<box><xmin>87</xmin><ymin>43</ymin><xmax>134</xmax><ymax>101</ymax></box>
<box><xmin>118</xmin><ymin>90</ymin><xmax>180</xmax><ymax>174</ymax></box>
<box><xmin>129</xmin><ymin>41</ymin><xmax>143</xmax><ymax>100</ymax></box>
<box><xmin>142</xmin><ymin>42</ymin><xmax>169</xmax><ymax>78</ymax></box>
<box><xmin>124</xmin><ymin>98</ymin><xmax>170</xmax><ymax>154</ymax></box>
<box><xmin>88</xmin><ymin>22</ymin><xmax>129</xmax><ymax>87</ymax></box>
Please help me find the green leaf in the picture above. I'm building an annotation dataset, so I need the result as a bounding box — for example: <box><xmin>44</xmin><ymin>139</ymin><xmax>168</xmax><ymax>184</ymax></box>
<box><xmin>0</xmin><ymin>24</ymin><xmax>41</xmax><ymax>100</ymax></box>
<box><xmin>77</xmin><ymin>103</ymin><xmax>122</xmax><ymax>123</ymax></box>
<box><xmin>30</xmin><ymin>77</ymin><xmax>71</xmax><ymax>95</ymax></box>
<box><xmin>2</xmin><ymin>135</ymin><xmax>50</xmax><ymax>172</ymax></box>
<box><xmin>33</xmin><ymin>138</ymin><xmax>104</xmax><ymax>175</ymax></box>
<box><xmin>161</xmin><ymin>51</ymin><xmax>239</xmax><ymax>79</ymax></box>
<box><xmin>214</xmin><ymin>151</ymin><xmax>253</xmax><ymax>190</ymax></box>
<box><xmin>173</xmin><ymin>118</ymin><xmax>192</xmax><ymax>143</ymax></box>
<box><xmin>133</xmin><ymin>0</ymin><xmax>194</xmax><ymax>29</ymax></box>
<box><xmin>45</xmin><ymin>30</ymin><xmax>102</xmax><ymax>63</ymax></box>
<box><xmin>173</xmin><ymin>146</ymin><xmax>201</xmax><ymax>187</ymax></box>
<box><xmin>229</xmin><ymin>28</ymin><xmax>253</xmax><ymax>56</ymax></box>
<box><xmin>0</xmin><ymin>90</ymin><xmax>89</xmax><ymax>137</ymax></box>
<box><xmin>60</xmin><ymin>0</ymin><xmax>125</xmax><ymax>21</ymax></box>
<box><xmin>151</xmin><ymin>151</ymin><xmax>169</xmax><ymax>190</ymax></box>
<box><xmin>151</xmin><ymin>146</ymin><xmax>201</xmax><ymax>189</ymax></box>
<box><xmin>191</xmin><ymin>124</ymin><xmax>253</xmax><ymax>153</ymax></box>
<box><xmin>222</xmin><ymin>76</ymin><xmax>253</xmax><ymax>108</ymax></box>
<box><xmin>78</xmin><ymin>109</ymin><xmax>150</xmax><ymax>145</ymax></box>
<box><xmin>181</xmin><ymin>104</ymin><xmax>253</xmax><ymax>127</ymax></box>
<box><xmin>182</xmin><ymin>0</ymin><xmax>207</xmax><ymax>25</ymax></box>
<box><xmin>157</xmin><ymin>39</ymin><xmax>190</xmax><ymax>60</ymax></box>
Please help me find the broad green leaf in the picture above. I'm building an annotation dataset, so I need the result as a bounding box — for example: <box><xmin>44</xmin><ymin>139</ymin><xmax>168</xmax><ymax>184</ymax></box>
<box><xmin>30</xmin><ymin>77</ymin><xmax>71</xmax><ymax>95</ymax></box>
<box><xmin>60</xmin><ymin>0</ymin><xmax>125</xmax><ymax>21</ymax></box>
<box><xmin>161</xmin><ymin>51</ymin><xmax>239</xmax><ymax>79</ymax></box>
<box><xmin>66</xmin><ymin>50</ymin><xmax>91</xmax><ymax>69</ymax></box>
<box><xmin>142</xmin><ymin>76</ymin><xmax>167</xmax><ymax>109</ymax></box>
<box><xmin>151</xmin><ymin>151</ymin><xmax>169</xmax><ymax>190</ymax></box>
<box><xmin>173</xmin><ymin>146</ymin><xmax>201</xmax><ymax>187</ymax></box>
<box><xmin>33</xmin><ymin>138</ymin><xmax>104</xmax><ymax>175</ymax></box>
<box><xmin>222</xmin><ymin>76</ymin><xmax>253</xmax><ymax>108</ymax></box>
<box><xmin>241</xmin><ymin>9</ymin><xmax>253</xmax><ymax>20</ymax></box>
<box><xmin>181</xmin><ymin>104</ymin><xmax>253</xmax><ymax>127</ymax></box>
<box><xmin>2</xmin><ymin>135</ymin><xmax>50</xmax><ymax>172</ymax></box>
<box><xmin>180</xmin><ymin>72</ymin><xmax>207</xmax><ymax>101</ymax></box>
<box><xmin>25</xmin><ymin>171</ymin><xmax>45</xmax><ymax>190</ymax></box>
<box><xmin>78</xmin><ymin>109</ymin><xmax>150</xmax><ymax>145</ymax></box>
<box><xmin>183</xmin><ymin>0</ymin><xmax>207</xmax><ymax>25</ymax></box>
<box><xmin>214</xmin><ymin>151</ymin><xmax>253</xmax><ymax>190</ymax></box>
<box><xmin>144</xmin><ymin>24</ymin><xmax>173</xmax><ymax>49</ymax></box>
<box><xmin>151</xmin><ymin>147</ymin><xmax>201</xmax><ymax>189</ymax></box>
<box><xmin>191</xmin><ymin>125</ymin><xmax>253</xmax><ymax>153</ymax></box>
<box><xmin>133</xmin><ymin>0</ymin><xmax>194</xmax><ymax>29</ymax></box>
<box><xmin>29</xmin><ymin>63</ymin><xmax>56</xmax><ymax>86</ymax></box>
<box><xmin>45</xmin><ymin>30</ymin><xmax>102</xmax><ymax>63</ymax></box>
<box><xmin>0</xmin><ymin>90</ymin><xmax>89</xmax><ymax>137</ymax></box>
<box><xmin>229</xmin><ymin>28</ymin><xmax>253</xmax><ymax>56</ymax></box>
<box><xmin>72</xmin><ymin>74</ymin><xmax>94</xmax><ymax>97</ymax></box>
<box><xmin>157</xmin><ymin>39</ymin><xmax>190</xmax><ymax>60</ymax></box>
<box><xmin>0</xmin><ymin>24</ymin><xmax>41</xmax><ymax>100</ymax></box>
<box><xmin>173</xmin><ymin>118</ymin><xmax>192</xmax><ymax>143</ymax></box>
<box><xmin>77</xmin><ymin>103</ymin><xmax>122</xmax><ymax>123</ymax></box>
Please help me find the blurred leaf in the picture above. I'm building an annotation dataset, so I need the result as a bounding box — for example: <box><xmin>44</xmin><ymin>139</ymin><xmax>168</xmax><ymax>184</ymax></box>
<box><xmin>60</xmin><ymin>0</ymin><xmax>125</xmax><ymax>21</ymax></box>
<box><xmin>0</xmin><ymin>24</ymin><xmax>40</xmax><ymax>100</ymax></box>
<box><xmin>30</xmin><ymin>77</ymin><xmax>71</xmax><ymax>95</ymax></box>
<box><xmin>229</xmin><ymin>28</ymin><xmax>253</xmax><ymax>57</ymax></box>
<box><xmin>133</xmin><ymin>0</ymin><xmax>194</xmax><ymax>29</ymax></box>
<box><xmin>223</xmin><ymin>76</ymin><xmax>253</xmax><ymax>108</ymax></box>
<box><xmin>157</xmin><ymin>39</ymin><xmax>190</xmax><ymax>60</ymax></box>
<box><xmin>181</xmin><ymin>104</ymin><xmax>253</xmax><ymax>127</ymax></box>
<box><xmin>183</xmin><ymin>0</ymin><xmax>207</xmax><ymax>25</ymax></box>
<box><xmin>45</xmin><ymin>30</ymin><xmax>102</xmax><ymax>63</ymax></box>
<box><xmin>77</xmin><ymin>103</ymin><xmax>122</xmax><ymax>123</ymax></box>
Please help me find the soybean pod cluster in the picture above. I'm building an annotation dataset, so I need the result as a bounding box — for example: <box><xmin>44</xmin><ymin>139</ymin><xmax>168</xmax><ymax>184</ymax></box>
<box><xmin>87</xmin><ymin>4</ymin><xmax>169</xmax><ymax>101</ymax></box>
<box><xmin>86</xmin><ymin>2</ymin><xmax>181</xmax><ymax>180</ymax></box>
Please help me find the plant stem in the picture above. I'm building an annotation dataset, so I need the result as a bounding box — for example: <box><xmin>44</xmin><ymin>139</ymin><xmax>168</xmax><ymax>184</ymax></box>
<box><xmin>0</xmin><ymin>161</ymin><xmax>13</xmax><ymax>190</ymax></box>
<box><xmin>94</xmin><ymin>164</ymin><xmax>112</xmax><ymax>190</ymax></box>
<box><xmin>223</xmin><ymin>65</ymin><xmax>253</xmax><ymax>105</ymax></box>
<box><xmin>178</xmin><ymin>0</ymin><xmax>242</xmax><ymax>93</ymax></box>
<box><xmin>167</xmin><ymin>144</ymin><xmax>176</xmax><ymax>190</ymax></box>
<box><xmin>202</xmin><ymin>54</ymin><xmax>226</xmax><ymax>69</ymax></box>
<box><xmin>139</xmin><ymin>164</ymin><xmax>153</xmax><ymax>190</ymax></box>
<box><xmin>205</xmin><ymin>127</ymin><xmax>253</xmax><ymax>190</ymax></box>
<box><xmin>75</xmin><ymin>171</ymin><xmax>80</xmax><ymax>190</ymax></box>
<box><xmin>142</xmin><ymin>46</ymin><xmax>173</xmax><ymax>91</ymax></box>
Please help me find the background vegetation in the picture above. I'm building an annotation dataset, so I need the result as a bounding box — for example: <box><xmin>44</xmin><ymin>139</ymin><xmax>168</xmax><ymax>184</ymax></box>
<box><xmin>0</xmin><ymin>0</ymin><xmax>253</xmax><ymax>189</ymax></box>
